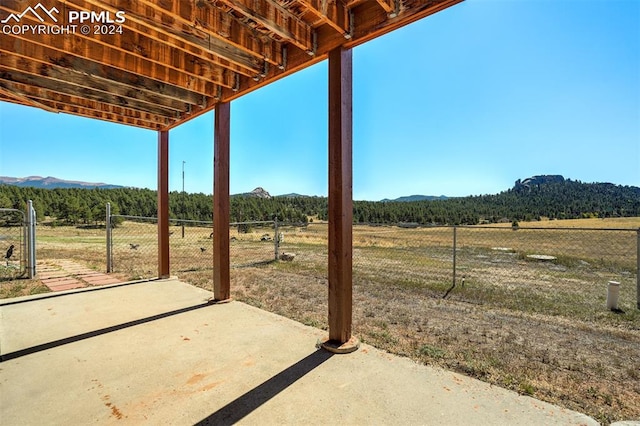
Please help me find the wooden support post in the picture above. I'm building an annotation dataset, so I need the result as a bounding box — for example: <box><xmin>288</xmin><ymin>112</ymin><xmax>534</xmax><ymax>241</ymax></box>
<box><xmin>321</xmin><ymin>46</ymin><xmax>358</xmax><ymax>353</ymax></box>
<box><xmin>213</xmin><ymin>102</ymin><xmax>231</xmax><ymax>302</ymax></box>
<box><xmin>157</xmin><ymin>130</ymin><xmax>170</xmax><ymax>278</ymax></box>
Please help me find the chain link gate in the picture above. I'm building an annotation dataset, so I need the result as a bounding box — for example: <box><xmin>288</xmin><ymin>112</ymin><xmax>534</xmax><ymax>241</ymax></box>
<box><xmin>0</xmin><ymin>202</ymin><xmax>36</xmax><ymax>280</ymax></box>
<box><xmin>0</xmin><ymin>208</ymin><xmax>26</xmax><ymax>279</ymax></box>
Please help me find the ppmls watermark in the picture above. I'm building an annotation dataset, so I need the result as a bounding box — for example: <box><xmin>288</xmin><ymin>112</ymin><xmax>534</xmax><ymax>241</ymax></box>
<box><xmin>1</xmin><ymin>3</ymin><xmax>126</xmax><ymax>36</ymax></box>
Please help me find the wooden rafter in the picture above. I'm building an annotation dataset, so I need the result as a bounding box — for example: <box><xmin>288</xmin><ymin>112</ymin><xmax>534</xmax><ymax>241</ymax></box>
<box><xmin>0</xmin><ymin>85</ymin><xmax>59</xmax><ymax>113</ymax></box>
<box><xmin>75</xmin><ymin>0</ymin><xmax>282</xmax><ymax>71</ymax></box>
<box><xmin>217</xmin><ymin>0</ymin><xmax>314</xmax><ymax>54</ymax></box>
<box><xmin>137</xmin><ymin>0</ymin><xmax>285</xmax><ymax>66</ymax></box>
<box><xmin>0</xmin><ymin>70</ymin><xmax>182</xmax><ymax>117</ymax></box>
<box><xmin>0</xmin><ymin>51</ymin><xmax>192</xmax><ymax>112</ymax></box>
<box><xmin>375</xmin><ymin>0</ymin><xmax>396</xmax><ymax>16</ymax></box>
<box><xmin>296</xmin><ymin>0</ymin><xmax>350</xmax><ymax>38</ymax></box>
<box><xmin>0</xmin><ymin>82</ymin><xmax>174</xmax><ymax>128</ymax></box>
<box><xmin>0</xmin><ymin>13</ymin><xmax>237</xmax><ymax>89</ymax></box>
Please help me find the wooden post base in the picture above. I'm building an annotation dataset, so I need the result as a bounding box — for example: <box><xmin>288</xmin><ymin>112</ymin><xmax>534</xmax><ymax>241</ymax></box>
<box><xmin>318</xmin><ymin>336</ymin><xmax>360</xmax><ymax>354</ymax></box>
<box><xmin>207</xmin><ymin>297</ymin><xmax>233</xmax><ymax>305</ymax></box>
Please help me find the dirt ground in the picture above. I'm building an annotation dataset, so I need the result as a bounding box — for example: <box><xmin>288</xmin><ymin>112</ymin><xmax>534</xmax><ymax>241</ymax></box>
<box><xmin>229</xmin><ymin>265</ymin><xmax>639</xmax><ymax>425</ymax></box>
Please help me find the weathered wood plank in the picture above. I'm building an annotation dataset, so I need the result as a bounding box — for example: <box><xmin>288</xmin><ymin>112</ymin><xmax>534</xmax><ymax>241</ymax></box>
<box><xmin>69</xmin><ymin>0</ymin><xmax>266</xmax><ymax>73</ymax></box>
<box><xmin>0</xmin><ymin>50</ymin><xmax>190</xmax><ymax>111</ymax></box>
<box><xmin>0</xmin><ymin>43</ymin><xmax>205</xmax><ymax>105</ymax></box>
<box><xmin>0</xmin><ymin>85</ymin><xmax>59</xmax><ymax>113</ymax></box>
<box><xmin>297</xmin><ymin>0</ymin><xmax>350</xmax><ymax>38</ymax></box>
<box><xmin>0</xmin><ymin>26</ymin><xmax>237</xmax><ymax>99</ymax></box>
<box><xmin>0</xmin><ymin>69</ymin><xmax>180</xmax><ymax>117</ymax></box>
<box><xmin>220</xmin><ymin>0</ymin><xmax>313</xmax><ymax>53</ymax></box>
<box><xmin>0</xmin><ymin>83</ymin><xmax>174</xmax><ymax>128</ymax></box>
<box><xmin>0</xmin><ymin>1</ymin><xmax>248</xmax><ymax>81</ymax></box>
<box><xmin>375</xmin><ymin>0</ymin><xmax>396</xmax><ymax>15</ymax></box>
<box><xmin>136</xmin><ymin>0</ymin><xmax>284</xmax><ymax>66</ymax></box>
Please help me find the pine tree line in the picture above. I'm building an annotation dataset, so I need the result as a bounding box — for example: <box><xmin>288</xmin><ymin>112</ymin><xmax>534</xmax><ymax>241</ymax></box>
<box><xmin>1</xmin><ymin>180</ymin><xmax>638</xmax><ymax>226</ymax></box>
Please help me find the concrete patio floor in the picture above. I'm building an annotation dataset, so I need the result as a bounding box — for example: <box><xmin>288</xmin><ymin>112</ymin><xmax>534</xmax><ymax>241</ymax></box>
<box><xmin>0</xmin><ymin>278</ymin><xmax>597</xmax><ymax>425</ymax></box>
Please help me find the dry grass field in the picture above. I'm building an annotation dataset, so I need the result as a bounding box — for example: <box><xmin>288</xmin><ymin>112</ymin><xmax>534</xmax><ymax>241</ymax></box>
<box><xmin>1</xmin><ymin>217</ymin><xmax>638</xmax><ymax>424</ymax></box>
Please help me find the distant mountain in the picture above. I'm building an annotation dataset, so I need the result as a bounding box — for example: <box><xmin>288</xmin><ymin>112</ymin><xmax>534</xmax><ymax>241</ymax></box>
<box><xmin>381</xmin><ymin>195</ymin><xmax>449</xmax><ymax>202</ymax></box>
<box><xmin>234</xmin><ymin>187</ymin><xmax>271</xmax><ymax>199</ymax></box>
<box><xmin>0</xmin><ymin>176</ymin><xmax>123</xmax><ymax>189</ymax></box>
<box><xmin>277</xmin><ymin>193</ymin><xmax>308</xmax><ymax>198</ymax></box>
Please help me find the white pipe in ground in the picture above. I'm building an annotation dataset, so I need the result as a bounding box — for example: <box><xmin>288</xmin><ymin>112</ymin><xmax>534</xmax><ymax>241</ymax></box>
<box><xmin>606</xmin><ymin>281</ymin><xmax>621</xmax><ymax>310</ymax></box>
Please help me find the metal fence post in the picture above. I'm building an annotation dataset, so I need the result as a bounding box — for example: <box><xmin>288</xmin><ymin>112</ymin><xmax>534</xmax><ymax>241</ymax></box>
<box><xmin>637</xmin><ymin>228</ymin><xmax>639</xmax><ymax>310</ymax></box>
<box><xmin>27</xmin><ymin>200</ymin><xmax>36</xmax><ymax>278</ymax></box>
<box><xmin>31</xmin><ymin>204</ymin><xmax>36</xmax><ymax>278</ymax></box>
<box><xmin>22</xmin><ymin>208</ymin><xmax>28</xmax><ymax>275</ymax></box>
<box><xmin>106</xmin><ymin>203</ymin><xmax>112</xmax><ymax>273</ymax></box>
<box><xmin>453</xmin><ymin>226</ymin><xmax>457</xmax><ymax>287</ymax></box>
<box><xmin>274</xmin><ymin>216</ymin><xmax>279</xmax><ymax>260</ymax></box>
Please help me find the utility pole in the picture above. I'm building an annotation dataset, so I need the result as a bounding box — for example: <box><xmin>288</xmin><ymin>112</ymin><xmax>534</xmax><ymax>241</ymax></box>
<box><xmin>182</xmin><ymin>160</ymin><xmax>186</xmax><ymax>238</ymax></box>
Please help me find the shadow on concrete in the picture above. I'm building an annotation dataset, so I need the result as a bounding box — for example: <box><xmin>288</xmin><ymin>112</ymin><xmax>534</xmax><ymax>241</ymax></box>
<box><xmin>0</xmin><ymin>278</ymin><xmax>157</xmax><ymax>307</ymax></box>
<box><xmin>0</xmin><ymin>302</ymin><xmax>211</xmax><ymax>362</ymax></box>
<box><xmin>196</xmin><ymin>349</ymin><xmax>334</xmax><ymax>425</ymax></box>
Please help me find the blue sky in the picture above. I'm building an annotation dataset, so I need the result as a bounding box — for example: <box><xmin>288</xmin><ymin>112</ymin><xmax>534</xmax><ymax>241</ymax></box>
<box><xmin>0</xmin><ymin>0</ymin><xmax>638</xmax><ymax>200</ymax></box>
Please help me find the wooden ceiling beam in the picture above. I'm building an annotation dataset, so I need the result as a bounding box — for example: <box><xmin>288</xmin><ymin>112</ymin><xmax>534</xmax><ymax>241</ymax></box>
<box><xmin>375</xmin><ymin>0</ymin><xmax>396</xmax><ymax>15</ymax></box>
<box><xmin>44</xmin><ymin>101</ymin><xmax>167</xmax><ymax>129</ymax></box>
<box><xmin>217</xmin><ymin>0</ymin><xmax>313</xmax><ymax>54</ymax></box>
<box><xmin>0</xmin><ymin>70</ymin><xmax>181</xmax><ymax>118</ymax></box>
<box><xmin>0</xmin><ymin>44</ymin><xmax>207</xmax><ymax>106</ymax></box>
<box><xmin>0</xmin><ymin>85</ymin><xmax>60</xmax><ymax>114</ymax></box>
<box><xmin>0</xmin><ymin>50</ymin><xmax>194</xmax><ymax>112</ymax></box>
<box><xmin>0</xmin><ymin>37</ymin><xmax>210</xmax><ymax>105</ymax></box>
<box><xmin>296</xmin><ymin>0</ymin><xmax>350</xmax><ymax>38</ymax></box>
<box><xmin>0</xmin><ymin>95</ymin><xmax>32</xmax><ymax>109</ymax></box>
<box><xmin>0</xmin><ymin>2</ymin><xmax>248</xmax><ymax>82</ymax></box>
<box><xmin>0</xmin><ymin>31</ymin><xmax>230</xmax><ymax>101</ymax></box>
<box><xmin>135</xmin><ymin>0</ymin><xmax>285</xmax><ymax>67</ymax></box>
<box><xmin>73</xmin><ymin>0</ymin><xmax>275</xmax><ymax>73</ymax></box>
<box><xmin>0</xmin><ymin>87</ymin><xmax>174</xmax><ymax>128</ymax></box>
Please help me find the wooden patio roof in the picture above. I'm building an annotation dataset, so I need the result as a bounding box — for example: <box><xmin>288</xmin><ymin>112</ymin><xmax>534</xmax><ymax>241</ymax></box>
<box><xmin>0</xmin><ymin>0</ymin><xmax>461</xmax><ymax>130</ymax></box>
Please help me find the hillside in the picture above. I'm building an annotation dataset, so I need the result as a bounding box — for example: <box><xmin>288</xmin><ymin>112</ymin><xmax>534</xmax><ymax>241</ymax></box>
<box><xmin>0</xmin><ymin>178</ymin><xmax>638</xmax><ymax>226</ymax></box>
<box><xmin>0</xmin><ymin>176</ymin><xmax>123</xmax><ymax>190</ymax></box>
<box><xmin>381</xmin><ymin>195</ymin><xmax>448</xmax><ymax>202</ymax></box>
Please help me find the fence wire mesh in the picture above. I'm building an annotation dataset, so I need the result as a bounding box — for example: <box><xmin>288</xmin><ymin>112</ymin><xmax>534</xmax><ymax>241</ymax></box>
<box><xmin>452</xmin><ymin>226</ymin><xmax>638</xmax><ymax>314</ymax></box>
<box><xmin>272</xmin><ymin>223</ymin><xmax>638</xmax><ymax>313</ymax></box>
<box><xmin>110</xmin><ymin>216</ymin><xmax>278</xmax><ymax>280</ymax></box>
<box><xmin>8</xmin><ymin>204</ymin><xmax>635</xmax><ymax>315</ymax></box>
<box><xmin>275</xmin><ymin>221</ymin><xmax>328</xmax><ymax>274</ymax></box>
<box><xmin>270</xmin><ymin>223</ymin><xmax>639</xmax><ymax>314</ymax></box>
<box><xmin>347</xmin><ymin>224</ymin><xmax>638</xmax><ymax>314</ymax></box>
<box><xmin>0</xmin><ymin>209</ymin><xmax>26</xmax><ymax>280</ymax></box>
<box><xmin>109</xmin><ymin>215</ymin><xmax>158</xmax><ymax>279</ymax></box>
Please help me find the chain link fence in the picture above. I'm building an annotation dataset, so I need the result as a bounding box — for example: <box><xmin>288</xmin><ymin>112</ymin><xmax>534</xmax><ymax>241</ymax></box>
<box><xmin>0</xmin><ymin>208</ymin><xmax>27</xmax><ymax>280</ymax></box>
<box><xmin>452</xmin><ymin>226</ymin><xmax>638</xmax><ymax>313</ymax></box>
<box><xmin>5</xmin><ymin>199</ymin><xmax>637</xmax><ymax>314</ymax></box>
<box><xmin>109</xmin><ymin>215</ymin><xmax>279</xmax><ymax>280</ymax></box>
<box><xmin>271</xmin><ymin>221</ymin><xmax>639</xmax><ymax>313</ymax></box>
<box><xmin>348</xmin><ymin>224</ymin><xmax>639</xmax><ymax>313</ymax></box>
